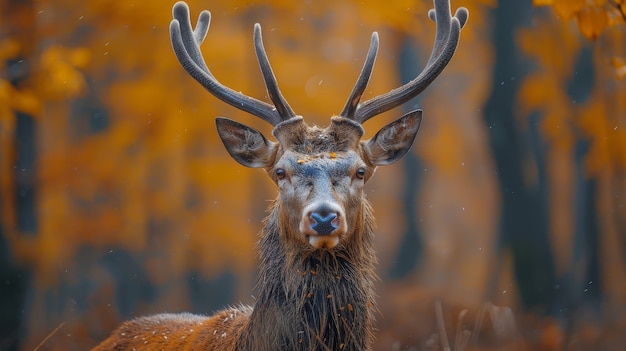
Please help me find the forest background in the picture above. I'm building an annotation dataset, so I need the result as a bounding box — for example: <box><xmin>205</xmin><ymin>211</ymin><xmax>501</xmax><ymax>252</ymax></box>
<box><xmin>1</xmin><ymin>0</ymin><xmax>625</xmax><ymax>350</ymax></box>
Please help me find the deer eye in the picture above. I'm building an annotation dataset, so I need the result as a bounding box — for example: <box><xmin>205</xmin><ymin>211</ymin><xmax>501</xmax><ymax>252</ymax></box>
<box><xmin>276</xmin><ymin>168</ymin><xmax>286</xmax><ymax>180</ymax></box>
<box><xmin>356</xmin><ymin>167</ymin><xmax>366</xmax><ymax>180</ymax></box>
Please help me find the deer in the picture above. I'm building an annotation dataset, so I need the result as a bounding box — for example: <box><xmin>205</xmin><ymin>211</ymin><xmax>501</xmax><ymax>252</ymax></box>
<box><xmin>92</xmin><ymin>1</ymin><xmax>467</xmax><ymax>350</ymax></box>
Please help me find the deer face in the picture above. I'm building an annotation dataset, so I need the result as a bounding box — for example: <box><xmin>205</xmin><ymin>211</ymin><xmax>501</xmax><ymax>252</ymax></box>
<box><xmin>273</xmin><ymin>148</ymin><xmax>362</xmax><ymax>249</ymax></box>
<box><xmin>216</xmin><ymin>113</ymin><xmax>421</xmax><ymax>249</ymax></box>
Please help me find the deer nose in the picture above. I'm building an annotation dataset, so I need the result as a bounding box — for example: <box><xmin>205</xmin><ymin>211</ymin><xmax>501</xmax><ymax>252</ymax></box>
<box><xmin>300</xmin><ymin>203</ymin><xmax>346</xmax><ymax>247</ymax></box>
<box><xmin>310</xmin><ymin>211</ymin><xmax>339</xmax><ymax>235</ymax></box>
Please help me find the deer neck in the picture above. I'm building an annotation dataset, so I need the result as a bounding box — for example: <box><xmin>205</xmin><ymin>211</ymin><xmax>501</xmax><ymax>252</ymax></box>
<box><xmin>237</xmin><ymin>199</ymin><xmax>377</xmax><ymax>351</ymax></box>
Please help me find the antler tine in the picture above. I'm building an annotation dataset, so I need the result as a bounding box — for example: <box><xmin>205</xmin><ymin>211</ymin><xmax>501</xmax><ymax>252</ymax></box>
<box><xmin>353</xmin><ymin>0</ymin><xmax>468</xmax><ymax>124</ymax></box>
<box><xmin>430</xmin><ymin>6</ymin><xmax>468</xmax><ymax>29</ymax></box>
<box><xmin>339</xmin><ymin>32</ymin><xmax>379</xmax><ymax>119</ymax></box>
<box><xmin>170</xmin><ymin>1</ymin><xmax>284</xmax><ymax>126</ymax></box>
<box><xmin>253</xmin><ymin>24</ymin><xmax>297</xmax><ymax>120</ymax></box>
<box><xmin>426</xmin><ymin>1</ymin><xmax>468</xmax><ymax>67</ymax></box>
<box><xmin>171</xmin><ymin>3</ymin><xmax>211</xmax><ymax>74</ymax></box>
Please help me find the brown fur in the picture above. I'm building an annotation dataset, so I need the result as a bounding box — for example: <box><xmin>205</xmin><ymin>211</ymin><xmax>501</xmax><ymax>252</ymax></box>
<box><xmin>92</xmin><ymin>308</ymin><xmax>251</xmax><ymax>351</ymax></box>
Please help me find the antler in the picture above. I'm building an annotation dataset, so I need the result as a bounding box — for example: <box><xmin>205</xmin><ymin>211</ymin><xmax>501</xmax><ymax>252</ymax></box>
<box><xmin>339</xmin><ymin>32</ymin><xmax>379</xmax><ymax>119</ymax></box>
<box><xmin>169</xmin><ymin>1</ymin><xmax>296</xmax><ymax>126</ymax></box>
<box><xmin>341</xmin><ymin>0</ymin><xmax>468</xmax><ymax>123</ymax></box>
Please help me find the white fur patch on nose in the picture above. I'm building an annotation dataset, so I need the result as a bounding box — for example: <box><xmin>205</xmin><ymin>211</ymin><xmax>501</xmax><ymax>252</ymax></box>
<box><xmin>308</xmin><ymin>235</ymin><xmax>340</xmax><ymax>249</ymax></box>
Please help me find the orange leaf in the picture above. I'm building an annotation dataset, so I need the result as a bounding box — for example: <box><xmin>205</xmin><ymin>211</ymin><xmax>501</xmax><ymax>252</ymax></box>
<box><xmin>0</xmin><ymin>39</ymin><xmax>20</xmax><ymax>61</ymax></box>
<box><xmin>533</xmin><ymin>0</ymin><xmax>553</xmax><ymax>6</ymax></box>
<box><xmin>12</xmin><ymin>88</ymin><xmax>42</xmax><ymax>116</ymax></box>
<box><xmin>576</xmin><ymin>5</ymin><xmax>608</xmax><ymax>40</ymax></box>
<box><xmin>552</xmin><ymin>0</ymin><xmax>585</xmax><ymax>20</ymax></box>
<box><xmin>611</xmin><ymin>56</ymin><xmax>626</xmax><ymax>79</ymax></box>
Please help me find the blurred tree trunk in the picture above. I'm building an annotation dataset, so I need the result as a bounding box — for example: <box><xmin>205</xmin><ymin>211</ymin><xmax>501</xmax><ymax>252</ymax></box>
<box><xmin>389</xmin><ymin>36</ymin><xmax>424</xmax><ymax>279</ymax></box>
<box><xmin>4</xmin><ymin>2</ymin><xmax>38</xmax><ymax>234</ymax></box>
<box><xmin>563</xmin><ymin>46</ymin><xmax>602</xmax><ymax>326</ymax></box>
<box><xmin>1</xmin><ymin>1</ymin><xmax>37</xmax><ymax>350</ymax></box>
<box><xmin>596</xmin><ymin>27</ymin><xmax>626</xmax><ymax>327</ymax></box>
<box><xmin>483</xmin><ymin>1</ymin><xmax>557</xmax><ymax>312</ymax></box>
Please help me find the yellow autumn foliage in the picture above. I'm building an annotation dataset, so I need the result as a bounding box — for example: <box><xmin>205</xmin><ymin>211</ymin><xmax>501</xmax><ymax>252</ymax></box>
<box><xmin>577</xmin><ymin>4</ymin><xmax>609</xmax><ymax>39</ymax></box>
<box><xmin>612</xmin><ymin>56</ymin><xmax>626</xmax><ymax>79</ymax></box>
<box><xmin>553</xmin><ymin>0</ymin><xmax>586</xmax><ymax>20</ymax></box>
<box><xmin>537</xmin><ymin>0</ymin><xmax>625</xmax><ymax>40</ymax></box>
<box><xmin>35</xmin><ymin>46</ymin><xmax>91</xmax><ymax>100</ymax></box>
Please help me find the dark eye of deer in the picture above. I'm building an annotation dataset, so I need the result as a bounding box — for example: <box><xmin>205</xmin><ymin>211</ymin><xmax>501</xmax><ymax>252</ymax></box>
<box><xmin>356</xmin><ymin>167</ymin><xmax>366</xmax><ymax>179</ymax></box>
<box><xmin>276</xmin><ymin>168</ymin><xmax>286</xmax><ymax>180</ymax></box>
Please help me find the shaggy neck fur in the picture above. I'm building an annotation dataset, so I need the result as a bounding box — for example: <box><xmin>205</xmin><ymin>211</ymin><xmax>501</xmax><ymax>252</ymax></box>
<box><xmin>236</xmin><ymin>198</ymin><xmax>378</xmax><ymax>351</ymax></box>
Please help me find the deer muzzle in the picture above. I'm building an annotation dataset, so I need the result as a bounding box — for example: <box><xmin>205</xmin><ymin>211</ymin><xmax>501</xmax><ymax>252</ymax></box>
<box><xmin>300</xmin><ymin>202</ymin><xmax>346</xmax><ymax>248</ymax></box>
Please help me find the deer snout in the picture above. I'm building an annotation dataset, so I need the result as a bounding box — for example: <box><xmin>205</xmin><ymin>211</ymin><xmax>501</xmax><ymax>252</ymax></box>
<box><xmin>300</xmin><ymin>203</ymin><xmax>346</xmax><ymax>248</ymax></box>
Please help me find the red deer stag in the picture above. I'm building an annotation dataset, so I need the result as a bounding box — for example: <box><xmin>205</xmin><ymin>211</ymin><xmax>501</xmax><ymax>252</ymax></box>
<box><xmin>93</xmin><ymin>1</ymin><xmax>467</xmax><ymax>350</ymax></box>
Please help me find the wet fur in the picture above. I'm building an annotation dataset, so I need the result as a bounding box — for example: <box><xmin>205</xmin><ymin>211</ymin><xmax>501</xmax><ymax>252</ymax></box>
<box><xmin>237</xmin><ymin>199</ymin><xmax>377</xmax><ymax>350</ymax></box>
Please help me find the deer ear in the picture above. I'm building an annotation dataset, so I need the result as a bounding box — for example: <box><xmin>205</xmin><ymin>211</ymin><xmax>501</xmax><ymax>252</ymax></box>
<box><xmin>363</xmin><ymin>110</ymin><xmax>422</xmax><ymax>166</ymax></box>
<box><xmin>216</xmin><ymin>117</ymin><xmax>276</xmax><ymax>168</ymax></box>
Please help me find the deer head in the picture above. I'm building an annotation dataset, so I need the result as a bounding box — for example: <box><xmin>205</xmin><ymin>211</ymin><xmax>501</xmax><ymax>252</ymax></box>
<box><xmin>170</xmin><ymin>1</ymin><xmax>467</xmax><ymax>251</ymax></box>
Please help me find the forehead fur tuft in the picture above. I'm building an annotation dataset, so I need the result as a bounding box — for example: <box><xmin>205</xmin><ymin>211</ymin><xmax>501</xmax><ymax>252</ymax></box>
<box><xmin>272</xmin><ymin>116</ymin><xmax>364</xmax><ymax>154</ymax></box>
